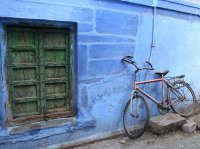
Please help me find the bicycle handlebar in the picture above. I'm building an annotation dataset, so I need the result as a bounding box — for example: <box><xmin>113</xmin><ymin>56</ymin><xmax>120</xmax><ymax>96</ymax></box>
<box><xmin>144</xmin><ymin>61</ymin><xmax>154</xmax><ymax>70</ymax></box>
<box><xmin>122</xmin><ymin>56</ymin><xmax>135</xmax><ymax>64</ymax></box>
<box><xmin>122</xmin><ymin>56</ymin><xmax>154</xmax><ymax>71</ymax></box>
<box><xmin>145</xmin><ymin>61</ymin><xmax>154</xmax><ymax>70</ymax></box>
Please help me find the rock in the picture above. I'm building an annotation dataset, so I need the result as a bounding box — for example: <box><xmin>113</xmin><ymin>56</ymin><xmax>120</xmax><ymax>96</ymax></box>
<box><xmin>182</xmin><ymin>120</ymin><xmax>197</xmax><ymax>134</ymax></box>
<box><xmin>149</xmin><ymin>113</ymin><xmax>186</xmax><ymax>135</ymax></box>
<box><xmin>191</xmin><ymin>114</ymin><xmax>200</xmax><ymax>130</ymax></box>
<box><xmin>147</xmin><ymin>140</ymin><xmax>155</xmax><ymax>145</ymax></box>
<box><xmin>197</xmin><ymin>122</ymin><xmax>200</xmax><ymax>130</ymax></box>
<box><xmin>118</xmin><ymin>139</ymin><xmax>126</xmax><ymax>144</ymax></box>
<box><xmin>191</xmin><ymin>114</ymin><xmax>200</xmax><ymax>124</ymax></box>
<box><xmin>193</xmin><ymin>102</ymin><xmax>200</xmax><ymax>115</ymax></box>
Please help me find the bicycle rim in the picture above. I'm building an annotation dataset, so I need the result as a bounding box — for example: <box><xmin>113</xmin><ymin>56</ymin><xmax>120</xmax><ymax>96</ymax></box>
<box><xmin>167</xmin><ymin>81</ymin><xmax>196</xmax><ymax>117</ymax></box>
<box><xmin>123</xmin><ymin>95</ymin><xmax>150</xmax><ymax>139</ymax></box>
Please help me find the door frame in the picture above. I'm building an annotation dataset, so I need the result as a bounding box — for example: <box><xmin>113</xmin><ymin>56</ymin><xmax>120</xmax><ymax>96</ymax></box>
<box><xmin>1</xmin><ymin>18</ymin><xmax>77</xmax><ymax>126</ymax></box>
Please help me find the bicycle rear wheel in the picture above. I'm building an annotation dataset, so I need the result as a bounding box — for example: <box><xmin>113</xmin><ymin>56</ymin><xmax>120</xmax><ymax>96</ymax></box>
<box><xmin>167</xmin><ymin>80</ymin><xmax>196</xmax><ymax>117</ymax></box>
<box><xmin>123</xmin><ymin>95</ymin><xmax>150</xmax><ymax>139</ymax></box>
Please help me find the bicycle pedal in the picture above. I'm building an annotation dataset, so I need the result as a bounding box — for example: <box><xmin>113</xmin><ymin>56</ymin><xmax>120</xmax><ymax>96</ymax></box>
<box><xmin>160</xmin><ymin>107</ymin><xmax>167</xmax><ymax>110</ymax></box>
<box><xmin>157</xmin><ymin>103</ymin><xmax>163</xmax><ymax>108</ymax></box>
<box><xmin>130</xmin><ymin>113</ymin><xmax>139</xmax><ymax>118</ymax></box>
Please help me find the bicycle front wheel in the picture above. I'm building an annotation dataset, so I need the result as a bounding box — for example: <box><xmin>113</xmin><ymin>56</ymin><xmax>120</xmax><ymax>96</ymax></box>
<box><xmin>123</xmin><ymin>95</ymin><xmax>150</xmax><ymax>139</ymax></box>
<box><xmin>167</xmin><ymin>80</ymin><xmax>196</xmax><ymax>117</ymax></box>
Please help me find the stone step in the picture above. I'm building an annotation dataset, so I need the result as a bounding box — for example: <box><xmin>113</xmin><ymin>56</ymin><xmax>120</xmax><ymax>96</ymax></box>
<box><xmin>182</xmin><ymin>119</ymin><xmax>197</xmax><ymax>134</ymax></box>
<box><xmin>190</xmin><ymin>113</ymin><xmax>200</xmax><ymax>131</ymax></box>
<box><xmin>149</xmin><ymin>113</ymin><xmax>186</xmax><ymax>135</ymax></box>
<box><xmin>191</xmin><ymin>114</ymin><xmax>200</xmax><ymax>124</ymax></box>
<box><xmin>179</xmin><ymin>113</ymin><xmax>200</xmax><ymax>134</ymax></box>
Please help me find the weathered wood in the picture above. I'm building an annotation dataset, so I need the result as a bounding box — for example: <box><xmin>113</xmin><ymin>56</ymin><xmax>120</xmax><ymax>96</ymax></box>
<box><xmin>42</xmin><ymin>28</ymin><xmax>70</xmax><ymax>115</ymax></box>
<box><xmin>8</xmin><ymin>111</ymin><xmax>75</xmax><ymax>126</ymax></box>
<box><xmin>7</xmin><ymin>26</ymin><xmax>72</xmax><ymax>124</ymax></box>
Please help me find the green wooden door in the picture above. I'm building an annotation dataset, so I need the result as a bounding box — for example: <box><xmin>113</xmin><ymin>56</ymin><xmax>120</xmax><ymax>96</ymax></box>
<box><xmin>7</xmin><ymin>27</ymin><xmax>40</xmax><ymax>119</ymax></box>
<box><xmin>7</xmin><ymin>26</ymin><xmax>73</xmax><ymax>123</ymax></box>
<box><xmin>42</xmin><ymin>29</ymin><xmax>71</xmax><ymax>115</ymax></box>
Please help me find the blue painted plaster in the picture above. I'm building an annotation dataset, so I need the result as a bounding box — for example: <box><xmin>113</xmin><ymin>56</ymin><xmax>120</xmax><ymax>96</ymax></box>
<box><xmin>0</xmin><ymin>23</ymin><xmax>7</xmax><ymax>128</ymax></box>
<box><xmin>78</xmin><ymin>45</ymin><xmax>88</xmax><ymax>77</ymax></box>
<box><xmin>89</xmin><ymin>44</ymin><xmax>135</xmax><ymax>59</ymax></box>
<box><xmin>120</xmin><ymin>0</ymin><xmax>200</xmax><ymax>15</ymax></box>
<box><xmin>96</xmin><ymin>10</ymin><xmax>138</xmax><ymax>35</ymax></box>
<box><xmin>0</xmin><ymin>0</ymin><xmax>200</xmax><ymax>148</ymax></box>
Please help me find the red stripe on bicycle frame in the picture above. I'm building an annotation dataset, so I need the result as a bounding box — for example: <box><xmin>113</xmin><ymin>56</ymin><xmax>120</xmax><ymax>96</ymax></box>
<box><xmin>136</xmin><ymin>78</ymin><xmax>163</xmax><ymax>85</ymax></box>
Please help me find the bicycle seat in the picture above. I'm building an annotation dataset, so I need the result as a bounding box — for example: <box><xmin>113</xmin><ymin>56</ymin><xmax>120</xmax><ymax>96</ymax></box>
<box><xmin>155</xmin><ymin>70</ymin><xmax>169</xmax><ymax>76</ymax></box>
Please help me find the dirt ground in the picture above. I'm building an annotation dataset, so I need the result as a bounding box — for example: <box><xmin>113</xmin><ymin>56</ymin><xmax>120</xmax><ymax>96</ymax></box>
<box><xmin>72</xmin><ymin>131</ymin><xmax>200</xmax><ymax>149</ymax></box>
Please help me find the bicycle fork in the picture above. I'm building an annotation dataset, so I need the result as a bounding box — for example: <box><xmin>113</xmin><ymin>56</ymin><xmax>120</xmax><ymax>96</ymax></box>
<box><xmin>130</xmin><ymin>90</ymin><xmax>139</xmax><ymax>118</ymax></box>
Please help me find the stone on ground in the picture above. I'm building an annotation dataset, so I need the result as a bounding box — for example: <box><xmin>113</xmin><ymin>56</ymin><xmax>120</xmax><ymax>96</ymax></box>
<box><xmin>190</xmin><ymin>114</ymin><xmax>200</xmax><ymax>130</ymax></box>
<box><xmin>181</xmin><ymin>113</ymin><xmax>200</xmax><ymax>132</ymax></box>
<box><xmin>191</xmin><ymin>114</ymin><xmax>200</xmax><ymax>124</ymax></box>
<box><xmin>118</xmin><ymin>139</ymin><xmax>126</xmax><ymax>144</ymax></box>
<box><xmin>149</xmin><ymin>113</ymin><xmax>186</xmax><ymax>135</ymax></box>
<box><xmin>197</xmin><ymin>122</ymin><xmax>200</xmax><ymax>130</ymax></box>
<box><xmin>182</xmin><ymin>119</ymin><xmax>197</xmax><ymax>134</ymax></box>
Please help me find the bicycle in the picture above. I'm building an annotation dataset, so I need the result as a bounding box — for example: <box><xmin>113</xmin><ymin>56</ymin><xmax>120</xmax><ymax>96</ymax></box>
<box><xmin>122</xmin><ymin>56</ymin><xmax>196</xmax><ymax>139</ymax></box>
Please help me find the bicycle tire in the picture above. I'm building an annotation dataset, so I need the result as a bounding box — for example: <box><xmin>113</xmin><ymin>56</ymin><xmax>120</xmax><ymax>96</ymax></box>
<box><xmin>167</xmin><ymin>80</ymin><xmax>196</xmax><ymax>117</ymax></box>
<box><xmin>123</xmin><ymin>94</ymin><xmax>150</xmax><ymax>139</ymax></box>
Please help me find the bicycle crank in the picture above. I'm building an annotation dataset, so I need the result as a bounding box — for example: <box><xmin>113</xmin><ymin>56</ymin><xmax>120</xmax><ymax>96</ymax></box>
<box><xmin>157</xmin><ymin>103</ymin><xmax>170</xmax><ymax>115</ymax></box>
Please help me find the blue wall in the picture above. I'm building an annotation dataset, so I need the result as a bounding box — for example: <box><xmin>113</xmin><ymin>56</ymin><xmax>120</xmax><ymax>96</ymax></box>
<box><xmin>0</xmin><ymin>0</ymin><xmax>200</xmax><ymax>148</ymax></box>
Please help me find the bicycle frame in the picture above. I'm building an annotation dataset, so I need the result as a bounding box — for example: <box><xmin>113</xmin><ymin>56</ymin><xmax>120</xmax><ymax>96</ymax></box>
<box><xmin>135</xmin><ymin>74</ymin><xmax>166</xmax><ymax>105</ymax></box>
<box><xmin>134</xmin><ymin>74</ymin><xmax>183</xmax><ymax>108</ymax></box>
<box><xmin>122</xmin><ymin>56</ymin><xmax>186</xmax><ymax>114</ymax></box>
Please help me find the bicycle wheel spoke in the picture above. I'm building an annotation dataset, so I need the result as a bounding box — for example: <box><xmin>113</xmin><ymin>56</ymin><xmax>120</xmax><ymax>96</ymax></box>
<box><xmin>168</xmin><ymin>81</ymin><xmax>196</xmax><ymax>117</ymax></box>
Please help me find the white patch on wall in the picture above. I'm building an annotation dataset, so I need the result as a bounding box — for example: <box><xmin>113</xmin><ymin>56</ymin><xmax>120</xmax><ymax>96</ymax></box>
<box><xmin>183</xmin><ymin>0</ymin><xmax>200</xmax><ymax>5</ymax></box>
